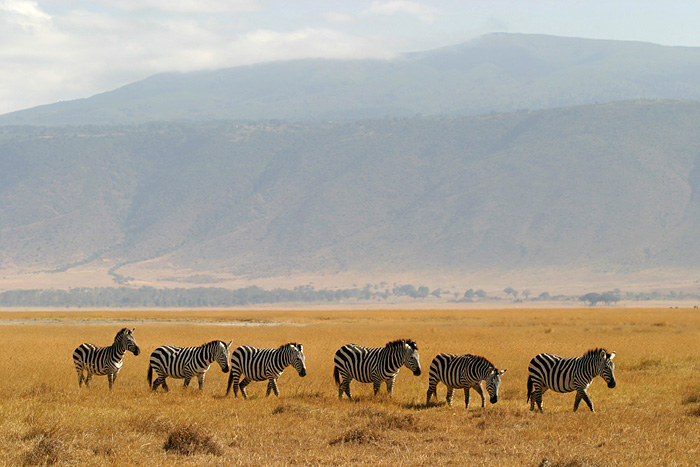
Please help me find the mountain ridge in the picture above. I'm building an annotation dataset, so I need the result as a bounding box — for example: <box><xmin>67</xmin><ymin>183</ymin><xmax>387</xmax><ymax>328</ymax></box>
<box><xmin>1</xmin><ymin>100</ymin><xmax>699</xmax><ymax>286</ymax></box>
<box><xmin>2</xmin><ymin>33</ymin><xmax>699</xmax><ymax>125</ymax></box>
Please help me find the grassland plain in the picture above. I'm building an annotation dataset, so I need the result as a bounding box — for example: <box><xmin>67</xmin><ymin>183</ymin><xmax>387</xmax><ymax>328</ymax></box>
<box><xmin>0</xmin><ymin>308</ymin><xmax>698</xmax><ymax>466</ymax></box>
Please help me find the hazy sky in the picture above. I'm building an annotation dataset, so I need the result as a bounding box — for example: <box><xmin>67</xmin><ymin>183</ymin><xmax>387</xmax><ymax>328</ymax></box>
<box><xmin>1</xmin><ymin>0</ymin><xmax>699</xmax><ymax>115</ymax></box>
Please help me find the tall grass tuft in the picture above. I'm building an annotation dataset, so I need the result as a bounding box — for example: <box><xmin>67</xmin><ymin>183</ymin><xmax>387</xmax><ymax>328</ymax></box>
<box><xmin>163</xmin><ymin>423</ymin><xmax>224</xmax><ymax>456</ymax></box>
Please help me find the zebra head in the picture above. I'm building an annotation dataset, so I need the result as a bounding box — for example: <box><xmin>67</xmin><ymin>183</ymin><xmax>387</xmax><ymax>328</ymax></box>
<box><xmin>289</xmin><ymin>343</ymin><xmax>307</xmax><ymax>377</ymax></box>
<box><xmin>484</xmin><ymin>368</ymin><xmax>507</xmax><ymax>404</ymax></box>
<box><xmin>116</xmin><ymin>328</ymin><xmax>140</xmax><ymax>356</ymax></box>
<box><xmin>403</xmin><ymin>340</ymin><xmax>421</xmax><ymax>376</ymax></box>
<box><xmin>214</xmin><ymin>341</ymin><xmax>232</xmax><ymax>373</ymax></box>
<box><xmin>600</xmin><ymin>350</ymin><xmax>616</xmax><ymax>388</ymax></box>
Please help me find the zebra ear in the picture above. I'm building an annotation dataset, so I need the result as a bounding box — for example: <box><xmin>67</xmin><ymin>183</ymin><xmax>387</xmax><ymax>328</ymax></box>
<box><xmin>226</xmin><ymin>340</ymin><xmax>232</xmax><ymax>349</ymax></box>
<box><xmin>608</xmin><ymin>352</ymin><xmax>616</xmax><ymax>360</ymax></box>
<box><xmin>498</xmin><ymin>369</ymin><xmax>507</xmax><ymax>376</ymax></box>
<box><xmin>297</xmin><ymin>344</ymin><xmax>303</xmax><ymax>351</ymax></box>
<box><xmin>130</xmin><ymin>328</ymin><xmax>135</xmax><ymax>333</ymax></box>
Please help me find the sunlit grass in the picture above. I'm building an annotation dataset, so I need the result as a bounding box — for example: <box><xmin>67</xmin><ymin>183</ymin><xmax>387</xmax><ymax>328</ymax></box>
<box><xmin>0</xmin><ymin>307</ymin><xmax>697</xmax><ymax>464</ymax></box>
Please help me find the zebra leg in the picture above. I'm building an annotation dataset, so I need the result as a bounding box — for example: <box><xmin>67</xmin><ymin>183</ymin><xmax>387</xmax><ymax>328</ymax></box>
<box><xmin>464</xmin><ymin>387</ymin><xmax>471</xmax><ymax>409</ymax></box>
<box><xmin>373</xmin><ymin>380</ymin><xmax>381</xmax><ymax>395</ymax></box>
<box><xmin>446</xmin><ymin>387</ymin><xmax>455</xmax><ymax>407</ymax></box>
<box><xmin>227</xmin><ymin>370</ymin><xmax>240</xmax><ymax>396</ymax></box>
<box><xmin>426</xmin><ymin>380</ymin><xmax>438</xmax><ymax>405</ymax></box>
<box><xmin>183</xmin><ymin>377</ymin><xmax>191</xmax><ymax>388</ymax></box>
<box><xmin>84</xmin><ymin>372</ymin><xmax>92</xmax><ymax>388</ymax></box>
<box><xmin>76</xmin><ymin>367</ymin><xmax>84</xmax><ymax>387</ymax></box>
<box><xmin>197</xmin><ymin>373</ymin><xmax>205</xmax><ymax>390</ymax></box>
<box><xmin>162</xmin><ymin>379</ymin><xmax>170</xmax><ymax>392</ymax></box>
<box><xmin>268</xmin><ymin>378</ymin><xmax>280</xmax><ymax>397</ymax></box>
<box><xmin>386</xmin><ymin>376</ymin><xmax>396</xmax><ymax>396</ymax></box>
<box><xmin>473</xmin><ymin>383</ymin><xmax>485</xmax><ymax>407</ymax></box>
<box><xmin>577</xmin><ymin>390</ymin><xmax>595</xmax><ymax>412</ymax></box>
<box><xmin>151</xmin><ymin>376</ymin><xmax>162</xmax><ymax>391</ymax></box>
<box><xmin>574</xmin><ymin>391</ymin><xmax>582</xmax><ymax>411</ymax></box>
<box><xmin>239</xmin><ymin>377</ymin><xmax>251</xmax><ymax>399</ymax></box>
<box><xmin>340</xmin><ymin>377</ymin><xmax>353</xmax><ymax>400</ymax></box>
<box><xmin>108</xmin><ymin>373</ymin><xmax>115</xmax><ymax>390</ymax></box>
<box><xmin>534</xmin><ymin>389</ymin><xmax>544</xmax><ymax>412</ymax></box>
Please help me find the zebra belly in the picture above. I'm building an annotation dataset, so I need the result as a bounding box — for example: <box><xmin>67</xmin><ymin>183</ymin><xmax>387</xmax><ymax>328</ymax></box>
<box><xmin>82</xmin><ymin>361</ymin><xmax>121</xmax><ymax>375</ymax></box>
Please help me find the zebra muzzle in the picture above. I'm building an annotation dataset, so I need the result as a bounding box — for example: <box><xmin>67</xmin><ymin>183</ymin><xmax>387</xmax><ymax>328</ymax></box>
<box><xmin>608</xmin><ymin>381</ymin><xmax>616</xmax><ymax>388</ymax></box>
<box><xmin>490</xmin><ymin>396</ymin><xmax>498</xmax><ymax>404</ymax></box>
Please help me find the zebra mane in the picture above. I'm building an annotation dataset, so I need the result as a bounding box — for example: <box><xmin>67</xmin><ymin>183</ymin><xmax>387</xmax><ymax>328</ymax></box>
<box><xmin>204</xmin><ymin>340</ymin><xmax>223</xmax><ymax>347</ymax></box>
<box><xmin>385</xmin><ymin>339</ymin><xmax>418</xmax><ymax>350</ymax></box>
<box><xmin>467</xmin><ymin>354</ymin><xmax>495</xmax><ymax>369</ymax></box>
<box><xmin>583</xmin><ymin>348</ymin><xmax>608</xmax><ymax>359</ymax></box>
<box><xmin>279</xmin><ymin>342</ymin><xmax>302</xmax><ymax>350</ymax></box>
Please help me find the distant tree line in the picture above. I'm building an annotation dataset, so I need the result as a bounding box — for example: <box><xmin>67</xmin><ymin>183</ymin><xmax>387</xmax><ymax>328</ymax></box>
<box><xmin>0</xmin><ymin>284</ymin><xmax>698</xmax><ymax>308</ymax></box>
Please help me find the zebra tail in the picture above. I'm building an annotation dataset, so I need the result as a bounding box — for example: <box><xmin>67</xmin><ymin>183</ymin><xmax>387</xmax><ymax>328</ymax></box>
<box><xmin>526</xmin><ymin>375</ymin><xmax>533</xmax><ymax>402</ymax></box>
<box><xmin>333</xmin><ymin>366</ymin><xmax>340</xmax><ymax>386</ymax></box>
<box><xmin>147</xmin><ymin>365</ymin><xmax>153</xmax><ymax>387</ymax></box>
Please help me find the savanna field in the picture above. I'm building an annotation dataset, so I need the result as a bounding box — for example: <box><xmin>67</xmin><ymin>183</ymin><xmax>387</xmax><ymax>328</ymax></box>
<box><xmin>0</xmin><ymin>308</ymin><xmax>698</xmax><ymax>466</ymax></box>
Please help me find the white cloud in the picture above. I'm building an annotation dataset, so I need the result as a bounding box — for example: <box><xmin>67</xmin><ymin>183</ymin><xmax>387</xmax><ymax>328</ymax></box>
<box><xmin>1</xmin><ymin>0</ymin><xmax>698</xmax><ymax>115</ymax></box>
<box><xmin>367</xmin><ymin>1</ymin><xmax>436</xmax><ymax>23</ymax></box>
<box><xmin>0</xmin><ymin>2</ymin><xmax>397</xmax><ymax>114</ymax></box>
<box><xmin>229</xmin><ymin>28</ymin><xmax>395</xmax><ymax>65</ymax></box>
<box><xmin>1</xmin><ymin>0</ymin><xmax>51</xmax><ymax>29</ymax></box>
<box><xmin>88</xmin><ymin>0</ymin><xmax>264</xmax><ymax>14</ymax></box>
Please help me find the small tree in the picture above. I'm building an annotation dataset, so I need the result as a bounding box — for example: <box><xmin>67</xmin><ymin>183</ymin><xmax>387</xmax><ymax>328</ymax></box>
<box><xmin>581</xmin><ymin>293</ymin><xmax>602</xmax><ymax>306</ymax></box>
<box><xmin>504</xmin><ymin>287</ymin><xmax>518</xmax><ymax>299</ymax></box>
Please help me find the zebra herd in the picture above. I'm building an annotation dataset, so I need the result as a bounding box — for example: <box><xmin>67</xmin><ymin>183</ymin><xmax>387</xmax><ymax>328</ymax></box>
<box><xmin>72</xmin><ymin>328</ymin><xmax>617</xmax><ymax>412</ymax></box>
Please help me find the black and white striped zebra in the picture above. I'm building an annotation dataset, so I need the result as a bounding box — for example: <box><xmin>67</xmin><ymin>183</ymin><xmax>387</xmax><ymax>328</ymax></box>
<box><xmin>527</xmin><ymin>348</ymin><xmax>616</xmax><ymax>412</ymax></box>
<box><xmin>426</xmin><ymin>353</ymin><xmax>507</xmax><ymax>408</ymax></box>
<box><xmin>333</xmin><ymin>339</ymin><xmax>421</xmax><ymax>400</ymax></box>
<box><xmin>147</xmin><ymin>340</ymin><xmax>232</xmax><ymax>392</ymax></box>
<box><xmin>226</xmin><ymin>343</ymin><xmax>306</xmax><ymax>398</ymax></box>
<box><xmin>72</xmin><ymin>328</ymin><xmax>141</xmax><ymax>390</ymax></box>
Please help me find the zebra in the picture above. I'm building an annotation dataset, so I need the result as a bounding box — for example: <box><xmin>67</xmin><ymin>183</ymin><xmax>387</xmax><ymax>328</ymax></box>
<box><xmin>226</xmin><ymin>343</ymin><xmax>306</xmax><ymax>398</ymax></box>
<box><xmin>147</xmin><ymin>340</ymin><xmax>232</xmax><ymax>392</ymax></box>
<box><xmin>527</xmin><ymin>348</ymin><xmax>616</xmax><ymax>412</ymax></box>
<box><xmin>72</xmin><ymin>328</ymin><xmax>141</xmax><ymax>390</ymax></box>
<box><xmin>333</xmin><ymin>339</ymin><xmax>421</xmax><ymax>400</ymax></box>
<box><xmin>426</xmin><ymin>353</ymin><xmax>507</xmax><ymax>408</ymax></box>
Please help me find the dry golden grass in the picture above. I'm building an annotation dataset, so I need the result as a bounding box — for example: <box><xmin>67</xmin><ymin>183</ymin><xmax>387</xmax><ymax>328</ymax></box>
<box><xmin>0</xmin><ymin>307</ymin><xmax>698</xmax><ymax>465</ymax></box>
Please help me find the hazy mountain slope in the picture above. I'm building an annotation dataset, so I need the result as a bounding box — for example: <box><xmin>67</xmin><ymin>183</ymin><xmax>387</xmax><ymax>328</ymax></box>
<box><xmin>1</xmin><ymin>34</ymin><xmax>699</xmax><ymax>125</ymax></box>
<box><xmin>1</xmin><ymin>100</ymin><xmax>698</xmax><ymax>277</ymax></box>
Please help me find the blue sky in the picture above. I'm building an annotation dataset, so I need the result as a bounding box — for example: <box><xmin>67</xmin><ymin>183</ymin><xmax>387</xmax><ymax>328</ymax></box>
<box><xmin>1</xmin><ymin>0</ymin><xmax>699</xmax><ymax>114</ymax></box>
